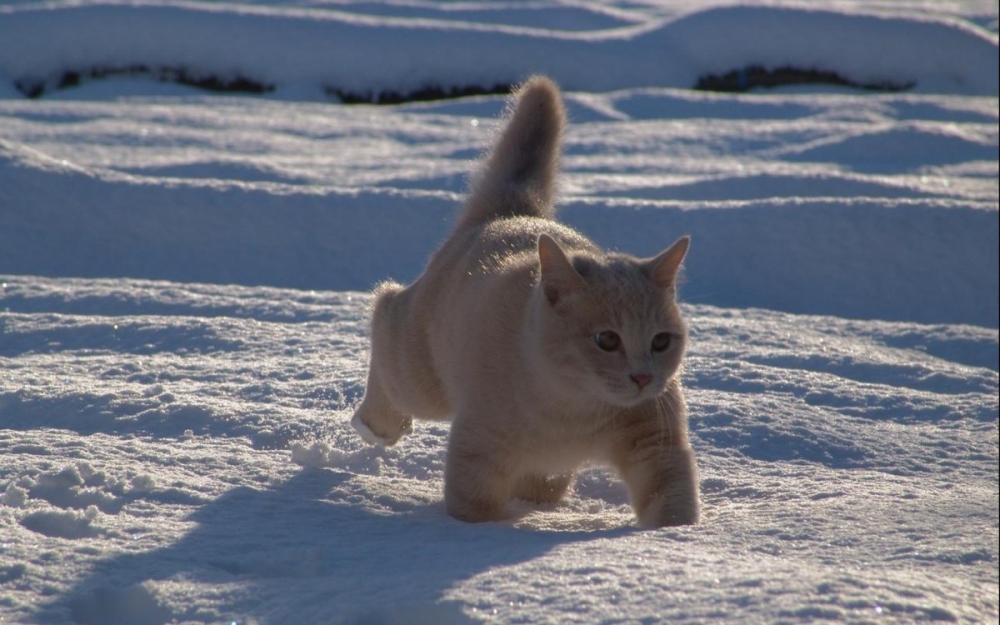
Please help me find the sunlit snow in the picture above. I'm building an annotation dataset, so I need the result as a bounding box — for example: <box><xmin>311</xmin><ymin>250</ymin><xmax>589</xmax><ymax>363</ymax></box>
<box><xmin>0</xmin><ymin>1</ymin><xmax>997</xmax><ymax>624</ymax></box>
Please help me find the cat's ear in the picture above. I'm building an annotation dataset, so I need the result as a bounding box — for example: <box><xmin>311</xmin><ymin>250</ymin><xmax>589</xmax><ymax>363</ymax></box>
<box><xmin>645</xmin><ymin>236</ymin><xmax>690</xmax><ymax>289</ymax></box>
<box><xmin>538</xmin><ymin>234</ymin><xmax>585</xmax><ymax>307</ymax></box>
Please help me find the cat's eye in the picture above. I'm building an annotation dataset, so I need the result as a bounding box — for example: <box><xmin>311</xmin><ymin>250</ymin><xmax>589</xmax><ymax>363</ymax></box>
<box><xmin>594</xmin><ymin>331</ymin><xmax>621</xmax><ymax>352</ymax></box>
<box><xmin>651</xmin><ymin>332</ymin><xmax>673</xmax><ymax>353</ymax></box>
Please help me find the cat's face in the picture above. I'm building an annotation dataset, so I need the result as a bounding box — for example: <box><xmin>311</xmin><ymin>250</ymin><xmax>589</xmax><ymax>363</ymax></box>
<box><xmin>538</xmin><ymin>264</ymin><xmax>687</xmax><ymax>408</ymax></box>
<box><xmin>535</xmin><ymin>236</ymin><xmax>690</xmax><ymax>409</ymax></box>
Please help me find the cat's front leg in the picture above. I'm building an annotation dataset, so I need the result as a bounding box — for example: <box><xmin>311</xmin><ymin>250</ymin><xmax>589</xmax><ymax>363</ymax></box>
<box><xmin>626</xmin><ymin>445</ymin><xmax>700</xmax><ymax>527</ymax></box>
<box><xmin>444</xmin><ymin>418</ymin><xmax>514</xmax><ymax>522</ymax></box>
<box><xmin>613</xmin><ymin>416</ymin><xmax>700</xmax><ymax>527</ymax></box>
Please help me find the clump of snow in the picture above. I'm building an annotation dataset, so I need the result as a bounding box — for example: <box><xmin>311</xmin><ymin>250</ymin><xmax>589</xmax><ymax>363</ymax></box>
<box><xmin>291</xmin><ymin>440</ymin><xmax>384</xmax><ymax>475</ymax></box>
<box><xmin>70</xmin><ymin>581</ymin><xmax>174</xmax><ymax>625</ymax></box>
<box><xmin>2</xmin><ymin>481</ymin><xmax>28</xmax><ymax>508</ymax></box>
<box><xmin>24</xmin><ymin>465</ymin><xmax>123</xmax><ymax>513</ymax></box>
<box><xmin>129</xmin><ymin>474</ymin><xmax>157</xmax><ymax>494</ymax></box>
<box><xmin>20</xmin><ymin>506</ymin><xmax>103</xmax><ymax>540</ymax></box>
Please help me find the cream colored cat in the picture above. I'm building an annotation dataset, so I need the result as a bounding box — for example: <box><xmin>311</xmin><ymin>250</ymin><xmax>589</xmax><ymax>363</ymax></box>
<box><xmin>351</xmin><ymin>76</ymin><xmax>699</xmax><ymax>527</ymax></box>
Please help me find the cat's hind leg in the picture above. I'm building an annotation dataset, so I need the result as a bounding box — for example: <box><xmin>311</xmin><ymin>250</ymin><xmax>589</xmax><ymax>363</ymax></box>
<box><xmin>351</xmin><ymin>282</ymin><xmax>414</xmax><ymax>446</ymax></box>
<box><xmin>351</xmin><ymin>368</ymin><xmax>413</xmax><ymax>446</ymax></box>
<box><xmin>513</xmin><ymin>473</ymin><xmax>573</xmax><ymax>504</ymax></box>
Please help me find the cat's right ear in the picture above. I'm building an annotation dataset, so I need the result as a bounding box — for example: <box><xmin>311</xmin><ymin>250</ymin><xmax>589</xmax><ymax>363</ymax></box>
<box><xmin>538</xmin><ymin>234</ymin><xmax>585</xmax><ymax>307</ymax></box>
<box><xmin>645</xmin><ymin>236</ymin><xmax>690</xmax><ymax>290</ymax></box>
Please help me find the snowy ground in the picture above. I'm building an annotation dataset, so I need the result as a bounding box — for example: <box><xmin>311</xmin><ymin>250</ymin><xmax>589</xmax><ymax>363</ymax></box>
<box><xmin>0</xmin><ymin>1</ymin><xmax>997</xmax><ymax>624</ymax></box>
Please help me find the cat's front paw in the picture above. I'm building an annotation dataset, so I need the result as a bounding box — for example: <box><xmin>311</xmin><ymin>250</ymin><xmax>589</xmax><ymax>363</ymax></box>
<box><xmin>622</xmin><ymin>444</ymin><xmax>701</xmax><ymax>528</ymax></box>
<box><xmin>445</xmin><ymin>493</ymin><xmax>508</xmax><ymax>523</ymax></box>
<box><xmin>637</xmin><ymin>494</ymin><xmax>700</xmax><ymax>527</ymax></box>
<box><xmin>350</xmin><ymin>410</ymin><xmax>412</xmax><ymax>447</ymax></box>
<box><xmin>636</xmin><ymin>475</ymin><xmax>700</xmax><ymax>527</ymax></box>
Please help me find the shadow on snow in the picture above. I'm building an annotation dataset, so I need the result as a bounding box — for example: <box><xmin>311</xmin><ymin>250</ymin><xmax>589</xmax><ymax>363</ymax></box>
<box><xmin>43</xmin><ymin>468</ymin><xmax>630</xmax><ymax>625</ymax></box>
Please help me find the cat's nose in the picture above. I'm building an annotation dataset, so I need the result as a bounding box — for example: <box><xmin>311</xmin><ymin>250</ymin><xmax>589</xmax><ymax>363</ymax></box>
<box><xmin>630</xmin><ymin>373</ymin><xmax>652</xmax><ymax>390</ymax></box>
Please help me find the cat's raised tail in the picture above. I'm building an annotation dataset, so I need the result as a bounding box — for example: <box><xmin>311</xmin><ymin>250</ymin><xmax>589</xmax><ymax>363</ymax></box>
<box><xmin>458</xmin><ymin>76</ymin><xmax>566</xmax><ymax>229</ymax></box>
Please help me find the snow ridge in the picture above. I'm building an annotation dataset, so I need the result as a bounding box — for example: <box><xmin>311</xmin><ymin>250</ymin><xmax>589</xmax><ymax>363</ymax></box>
<box><xmin>0</xmin><ymin>2</ymin><xmax>996</xmax><ymax>98</ymax></box>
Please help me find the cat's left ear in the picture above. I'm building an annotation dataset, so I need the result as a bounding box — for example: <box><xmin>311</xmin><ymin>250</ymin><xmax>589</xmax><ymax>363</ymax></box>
<box><xmin>538</xmin><ymin>234</ymin><xmax>586</xmax><ymax>307</ymax></box>
<box><xmin>645</xmin><ymin>236</ymin><xmax>690</xmax><ymax>289</ymax></box>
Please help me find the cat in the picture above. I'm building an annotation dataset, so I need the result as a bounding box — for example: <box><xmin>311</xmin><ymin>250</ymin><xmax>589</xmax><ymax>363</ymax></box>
<box><xmin>351</xmin><ymin>76</ymin><xmax>700</xmax><ymax>527</ymax></box>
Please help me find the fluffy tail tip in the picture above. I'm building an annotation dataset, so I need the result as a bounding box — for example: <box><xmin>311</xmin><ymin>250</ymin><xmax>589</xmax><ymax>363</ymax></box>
<box><xmin>459</xmin><ymin>75</ymin><xmax>566</xmax><ymax>228</ymax></box>
<box><xmin>512</xmin><ymin>75</ymin><xmax>562</xmax><ymax>111</ymax></box>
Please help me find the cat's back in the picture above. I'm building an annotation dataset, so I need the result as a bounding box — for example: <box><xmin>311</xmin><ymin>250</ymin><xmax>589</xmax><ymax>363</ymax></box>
<box><xmin>407</xmin><ymin>216</ymin><xmax>594</xmax><ymax>380</ymax></box>
<box><xmin>476</xmin><ymin>216</ymin><xmax>596</xmax><ymax>270</ymax></box>
<box><xmin>424</xmin><ymin>216</ymin><xmax>594</xmax><ymax>300</ymax></box>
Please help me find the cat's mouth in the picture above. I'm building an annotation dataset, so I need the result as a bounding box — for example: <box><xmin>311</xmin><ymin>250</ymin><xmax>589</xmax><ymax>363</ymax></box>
<box><xmin>605</xmin><ymin>384</ymin><xmax>660</xmax><ymax>408</ymax></box>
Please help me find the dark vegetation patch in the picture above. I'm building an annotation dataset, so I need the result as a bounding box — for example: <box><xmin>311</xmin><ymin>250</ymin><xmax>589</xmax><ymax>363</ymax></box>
<box><xmin>327</xmin><ymin>82</ymin><xmax>512</xmax><ymax>104</ymax></box>
<box><xmin>15</xmin><ymin>65</ymin><xmax>512</xmax><ymax>104</ymax></box>
<box><xmin>15</xmin><ymin>63</ymin><xmax>913</xmax><ymax>101</ymax></box>
<box><xmin>695</xmin><ymin>65</ymin><xmax>914</xmax><ymax>93</ymax></box>
<box><xmin>15</xmin><ymin>65</ymin><xmax>274</xmax><ymax>99</ymax></box>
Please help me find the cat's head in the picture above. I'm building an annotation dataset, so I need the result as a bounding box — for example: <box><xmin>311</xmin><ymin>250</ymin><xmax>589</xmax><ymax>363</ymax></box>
<box><xmin>534</xmin><ymin>234</ymin><xmax>689</xmax><ymax>409</ymax></box>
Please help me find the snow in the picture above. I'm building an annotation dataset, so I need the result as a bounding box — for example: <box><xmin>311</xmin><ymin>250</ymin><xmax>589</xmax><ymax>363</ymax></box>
<box><xmin>0</xmin><ymin>1</ymin><xmax>997</xmax><ymax>624</ymax></box>
<box><xmin>1</xmin><ymin>1</ymin><xmax>998</xmax><ymax>97</ymax></box>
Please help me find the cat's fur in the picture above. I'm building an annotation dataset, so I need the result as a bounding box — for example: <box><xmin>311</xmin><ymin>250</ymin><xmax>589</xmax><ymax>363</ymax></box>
<box><xmin>351</xmin><ymin>76</ymin><xmax>700</xmax><ymax>527</ymax></box>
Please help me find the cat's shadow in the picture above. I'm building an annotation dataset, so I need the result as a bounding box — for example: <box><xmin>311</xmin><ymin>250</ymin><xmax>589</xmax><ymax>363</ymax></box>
<box><xmin>53</xmin><ymin>467</ymin><xmax>631</xmax><ymax>625</ymax></box>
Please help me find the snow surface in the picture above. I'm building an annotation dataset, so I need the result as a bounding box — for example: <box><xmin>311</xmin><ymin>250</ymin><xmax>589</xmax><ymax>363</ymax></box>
<box><xmin>0</xmin><ymin>1</ymin><xmax>997</xmax><ymax>624</ymax></box>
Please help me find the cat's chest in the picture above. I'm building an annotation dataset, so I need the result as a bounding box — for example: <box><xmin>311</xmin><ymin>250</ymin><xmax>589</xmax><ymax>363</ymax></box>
<box><xmin>520</xmin><ymin>425</ymin><xmax>610</xmax><ymax>473</ymax></box>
